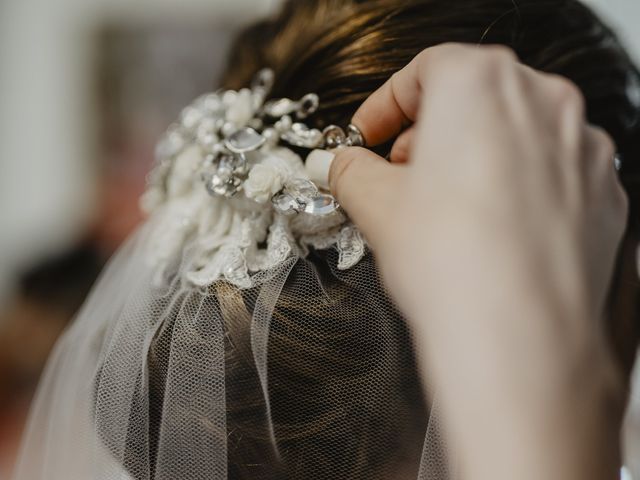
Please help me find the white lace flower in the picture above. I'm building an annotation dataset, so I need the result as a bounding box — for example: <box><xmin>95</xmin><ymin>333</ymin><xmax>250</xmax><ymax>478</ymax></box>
<box><xmin>143</xmin><ymin>76</ymin><xmax>369</xmax><ymax>289</ymax></box>
<box><xmin>244</xmin><ymin>164</ymin><xmax>284</xmax><ymax>203</ymax></box>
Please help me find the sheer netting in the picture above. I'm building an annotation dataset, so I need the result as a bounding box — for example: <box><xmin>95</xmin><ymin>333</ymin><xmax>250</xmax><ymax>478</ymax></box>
<box><xmin>11</xmin><ymin>210</ymin><xmax>452</xmax><ymax>480</ymax></box>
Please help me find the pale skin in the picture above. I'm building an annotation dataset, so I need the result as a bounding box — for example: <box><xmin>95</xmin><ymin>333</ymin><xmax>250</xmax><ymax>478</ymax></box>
<box><xmin>328</xmin><ymin>44</ymin><xmax>629</xmax><ymax>480</ymax></box>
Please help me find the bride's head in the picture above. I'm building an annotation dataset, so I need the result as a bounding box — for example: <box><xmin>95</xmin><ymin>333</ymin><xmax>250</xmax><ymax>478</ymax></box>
<box><xmin>118</xmin><ymin>1</ymin><xmax>640</xmax><ymax>479</ymax></box>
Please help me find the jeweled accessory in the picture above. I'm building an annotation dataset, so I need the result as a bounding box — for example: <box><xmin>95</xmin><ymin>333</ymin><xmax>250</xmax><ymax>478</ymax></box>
<box><xmin>139</xmin><ymin>69</ymin><xmax>368</xmax><ymax>289</ymax></box>
<box><xmin>143</xmin><ymin>68</ymin><xmax>364</xmax><ymax>218</ymax></box>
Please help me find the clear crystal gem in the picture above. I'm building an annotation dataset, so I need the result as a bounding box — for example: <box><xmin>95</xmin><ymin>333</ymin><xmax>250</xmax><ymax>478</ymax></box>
<box><xmin>346</xmin><ymin>123</ymin><xmax>365</xmax><ymax>147</ymax></box>
<box><xmin>225</xmin><ymin>127</ymin><xmax>266</xmax><ymax>153</ymax></box>
<box><xmin>272</xmin><ymin>193</ymin><xmax>301</xmax><ymax>215</ymax></box>
<box><xmin>206</xmin><ymin>170</ymin><xmax>242</xmax><ymax>198</ymax></box>
<box><xmin>220</xmin><ymin>152</ymin><xmax>248</xmax><ymax>176</ymax></box>
<box><xmin>323</xmin><ymin>125</ymin><xmax>347</xmax><ymax>149</ymax></box>
<box><xmin>203</xmin><ymin>151</ymin><xmax>248</xmax><ymax>198</ymax></box>
<box><xmin>614</xmin><ymin>154</ymin><xmax>622</xmax><ymax>171</ymax></box>
<box><xmin>303</xmin><ymin>194</ymin><xmax>339</xmax><ymax>216</ymax></box>
<box><xmin>285</xmin><ymin>178</ymin><xmax>318</xmax><ymax>202</ymax></box>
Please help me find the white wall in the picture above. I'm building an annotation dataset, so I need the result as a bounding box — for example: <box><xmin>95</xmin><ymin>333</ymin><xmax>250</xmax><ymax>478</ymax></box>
<box><xmin>584</xmin><ymin>0</ymin><xmax>640</xmax><ymax>64</ymax></box>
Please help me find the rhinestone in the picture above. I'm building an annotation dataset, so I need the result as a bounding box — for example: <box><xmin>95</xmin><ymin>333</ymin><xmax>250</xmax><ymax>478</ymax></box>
<box><xmin>225</xmin><ymin>127</ymin><xmax>266</xmax><ymax>153</ymax></box>
<box><xmin>272</xmin><ymin>193</ymin><xmax>301</xmax><ymax>215</ymax></box>
<box><xmin>219</xmin><ymin>152</ymin><xmax>248</xmax><ymax>176</ymax></box>
<box><xmin>285</xmin><ymin>178</ymin><xmax>318</xmax><ymax>202</ymax></box>
<box><xmin>216</xmin><ymin>165</ymin><xmax>233</xmax><ymax>180</ymax></box>
<box><xmin>614</xmin><ymin>154</ymin><xmax>622</xmax><ymax>172</ymax></box>
<box><xmin>217</xmin><ymin>154</ymin><xmax>234</xmax><ymax>170</ymax></box>
<box><xmin>206</xmin><ymin>170</ymin><xmax>242</xmax><ymax>198</ymax></box>
<box><xmin>346</xmin><ymin>123</ymin><xmax>365</xmax><ymax>147</ymax></box>
<box><xmin>323</xmin><ymin>125</ymin><xmax>346</xmax><ymax>149</ymax></box>
<box><xmin>303</xmin><ymin>194</ymin><xmax>339</xmax><ymax>216</ymax></box>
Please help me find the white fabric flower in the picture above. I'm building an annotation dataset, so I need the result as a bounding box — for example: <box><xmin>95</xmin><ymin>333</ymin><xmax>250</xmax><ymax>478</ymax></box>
<box><xmin>244</xmin><ymin>164</ymin><xmax>284</xmax><ymax>203</ymax></box>
<box><xmin>265</xmin><ymin>147</ymin><xmax>305</xmax><ymax>178</ymax></box>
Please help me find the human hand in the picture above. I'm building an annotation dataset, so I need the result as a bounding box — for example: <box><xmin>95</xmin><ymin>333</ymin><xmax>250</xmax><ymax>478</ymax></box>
<box><xmin>330</xmin><ymin>43</ymin><xmax>626</xmax><ymax>325</ymax></box>
<box><xmin>327</xmin><ymin>43</ymin><xmax>628</xmax><ymax>480</ymax></box>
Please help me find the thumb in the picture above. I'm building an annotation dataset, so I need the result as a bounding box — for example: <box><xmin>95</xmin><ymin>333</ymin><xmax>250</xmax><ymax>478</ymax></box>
<box><xmin>328</xmin><ymin>146</ymin><xmax>404</xmax><ymax>247</ymax></box>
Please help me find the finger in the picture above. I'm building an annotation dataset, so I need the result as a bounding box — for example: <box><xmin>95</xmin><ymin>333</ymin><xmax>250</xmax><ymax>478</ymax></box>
<box><xmin>389</xmin><ymin>126</ymin><xmax>416</xmax><ymax>163</ymax></box>
<box><xmin>351</xmin><ymin>43</ymin><xmax>481</xmax><ymax>146</ymax></box>
<box><xmin>329</xmin><ymin>146</ymin><xmax>405</xmax><ymax>245</ymax></box>
<box><xmin>351</xmin><ymin>67</ymin><xmax>417</xmax><ymax>146</ymax></box>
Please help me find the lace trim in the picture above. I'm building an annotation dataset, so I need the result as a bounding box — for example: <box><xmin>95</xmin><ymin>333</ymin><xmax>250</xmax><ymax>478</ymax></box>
<box><xmin>144</xmin><ymin>155</ymin><xmax>366</xmax><ymax>289</ymax></box>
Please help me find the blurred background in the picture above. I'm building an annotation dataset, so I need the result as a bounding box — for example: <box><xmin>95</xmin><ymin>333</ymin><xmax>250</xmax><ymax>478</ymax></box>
<box><xmin>0</xmin><ymin>0</ymin><xmax>638</xmax><ymax>476</ymax></box>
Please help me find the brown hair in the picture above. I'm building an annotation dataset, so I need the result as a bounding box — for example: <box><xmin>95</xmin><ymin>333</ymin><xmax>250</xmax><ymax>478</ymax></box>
<box><xmin>213</xmin><ymin>0</ymin><xmax>640</xmax><ymax>477</ymax></box>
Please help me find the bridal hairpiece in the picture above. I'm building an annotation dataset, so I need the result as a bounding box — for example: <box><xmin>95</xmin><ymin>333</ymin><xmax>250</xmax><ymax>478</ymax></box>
<box><xmin>140</xmin><ymin>69</ymin><xmax>368</xmax><ymax>288</ymax></box>
<box><xmin>142</xmin><ymin>68</ymin><xmax>365</xmax><ymax>215</ymax></box>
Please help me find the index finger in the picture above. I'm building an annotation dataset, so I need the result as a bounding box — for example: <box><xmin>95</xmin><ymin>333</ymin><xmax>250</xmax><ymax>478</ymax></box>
<box><xmin>351</xmin><ymin>44</ymin><xmax>469</xmax><ymax>146</ymax></box>
<box><xmin>351</xmin><ymin>56</ymin><xmax>421</xmax><ymax>146</ymax></box>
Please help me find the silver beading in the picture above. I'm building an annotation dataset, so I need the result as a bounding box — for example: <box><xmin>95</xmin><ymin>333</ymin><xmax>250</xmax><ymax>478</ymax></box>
<box><xmin>144</xmin><ymin>68</ymin><xmax>365</xmax><ymax>217</ymax></box>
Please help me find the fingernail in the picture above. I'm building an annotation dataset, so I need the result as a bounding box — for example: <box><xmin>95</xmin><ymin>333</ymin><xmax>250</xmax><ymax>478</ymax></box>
<box><xmin>305</xmin><ymin>149</ymin><xmax>335</xmax><ymax>189</ymax></box>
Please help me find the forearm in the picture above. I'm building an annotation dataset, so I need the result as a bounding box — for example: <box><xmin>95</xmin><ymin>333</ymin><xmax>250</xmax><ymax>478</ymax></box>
<box><xmin>419</xmin><ymin>331</ymin><xmax>622</xmax><ymax>480</ymax></box>
<box><xmin>402</xmin><ymin>220</ymin><xmax>625</xmax><ymax>480</ymax></box>
<box><xmin>410</xmin><ymin>286</ymin><xmax>625</xmax><ymax>480</ymax></box>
